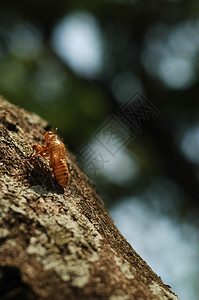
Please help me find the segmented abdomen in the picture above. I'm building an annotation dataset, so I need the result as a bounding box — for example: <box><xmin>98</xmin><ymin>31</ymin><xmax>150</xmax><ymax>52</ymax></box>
<box><xmin>53</xmin><ymin>159</ymin><xmax>69</xmax><ymax>188</ymax></box>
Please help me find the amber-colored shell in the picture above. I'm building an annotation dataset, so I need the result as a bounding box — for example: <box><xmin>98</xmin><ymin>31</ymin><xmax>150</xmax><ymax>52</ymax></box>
<box><xmin>53</xmin><ymin>158</ymin><xmax>69</xmax><ymax>188</ymax></box>
<box><xmin>26</xmin><ymin>131</ymin><xmax>69</xmax><ymax>188</ymax></box>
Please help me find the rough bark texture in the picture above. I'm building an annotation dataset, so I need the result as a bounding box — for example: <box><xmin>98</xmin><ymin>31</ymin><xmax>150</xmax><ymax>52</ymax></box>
<box><xmin>0</xmin><ymin>96</ymin><xmax>179</xmax><ymax>300</ymax></box>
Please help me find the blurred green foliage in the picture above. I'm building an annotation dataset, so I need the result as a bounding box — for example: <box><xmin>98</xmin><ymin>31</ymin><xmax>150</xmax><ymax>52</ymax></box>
<box><xmin>1</xmin><ymin>1</ymin><xmax>199</xmax><ymax>298</ymax></box>
<box><xmin>0</xmin><ymin>0</ymin><xmax>199</xmax><ymax>219</ymax></box>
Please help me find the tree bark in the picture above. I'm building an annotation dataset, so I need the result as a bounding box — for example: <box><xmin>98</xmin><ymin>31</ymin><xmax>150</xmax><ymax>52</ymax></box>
<box><xmin>0</xmin><ymin>96</ymin><xmax>179</xmax><ymax>300</ymax></box>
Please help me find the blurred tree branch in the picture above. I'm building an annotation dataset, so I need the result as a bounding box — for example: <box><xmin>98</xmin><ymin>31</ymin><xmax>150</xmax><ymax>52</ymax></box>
<box><xmin>0</xmin><ymin>97</ymin><xmax>179</xmax><ymax>299</ymax></box>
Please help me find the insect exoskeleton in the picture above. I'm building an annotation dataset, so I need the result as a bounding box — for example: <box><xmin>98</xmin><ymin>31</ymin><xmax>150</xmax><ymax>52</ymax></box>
<box><xmin>26</xmin><ymin>131</ymin><xmax>69</xmax><ymax>188</ymax></box>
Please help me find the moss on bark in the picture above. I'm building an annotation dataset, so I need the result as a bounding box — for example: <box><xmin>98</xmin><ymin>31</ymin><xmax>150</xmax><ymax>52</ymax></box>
<box><xmin>0</xmin><ymin>96</ymin><xmax>179</xmax><ymax>300</ymax></box>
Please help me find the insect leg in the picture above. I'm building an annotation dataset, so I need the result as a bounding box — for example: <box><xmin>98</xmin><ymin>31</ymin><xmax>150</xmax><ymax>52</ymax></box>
<box><xmin>25</xmin><ymin>145</ymin><xmax>47</xmax><ymax>161</ymax></box>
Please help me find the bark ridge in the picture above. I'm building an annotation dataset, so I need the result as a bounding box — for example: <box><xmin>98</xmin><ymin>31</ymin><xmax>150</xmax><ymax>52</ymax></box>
<box><xmin>0</xmin><ymin>97</ymin><xmax>179</xmax><ymax>300</ymax></box>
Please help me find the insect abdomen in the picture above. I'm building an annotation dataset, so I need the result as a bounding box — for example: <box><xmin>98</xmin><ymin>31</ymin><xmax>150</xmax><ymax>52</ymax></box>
<box><xmin>53</xmin><ymin>159</ymin><xmax>69</xmax><ymax>188</ymax></box>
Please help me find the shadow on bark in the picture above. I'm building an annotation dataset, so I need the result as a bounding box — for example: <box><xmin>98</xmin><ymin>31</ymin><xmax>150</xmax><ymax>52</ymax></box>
<box><xmin>0</xmin><ymin>97</ymin><xmax>179</xmax><ymax>300</ymax></box>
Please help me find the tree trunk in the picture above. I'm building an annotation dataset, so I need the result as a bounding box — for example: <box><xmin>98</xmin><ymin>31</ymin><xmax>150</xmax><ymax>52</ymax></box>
<box><xmin>0</xmin><ymin>96</ymin><xmax>179</xmax><ymax>300</ymax></box>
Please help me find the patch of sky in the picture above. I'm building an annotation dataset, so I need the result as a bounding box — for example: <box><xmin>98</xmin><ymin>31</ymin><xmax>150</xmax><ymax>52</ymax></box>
<box><xmin>52</xmin><ymin>11</ymin><xmax>103</xmax><ymax>78</ymax></box>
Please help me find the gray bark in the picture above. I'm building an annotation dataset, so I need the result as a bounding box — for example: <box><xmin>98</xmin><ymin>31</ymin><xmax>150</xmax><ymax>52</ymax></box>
<box><xmin>0</xmin><ymin>96</ymin><xmax>179</xmax><ymax>299</ymax></box>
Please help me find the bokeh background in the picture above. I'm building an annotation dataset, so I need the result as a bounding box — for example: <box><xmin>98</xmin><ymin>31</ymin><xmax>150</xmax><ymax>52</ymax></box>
<box><xmin>0</xmin><ymin>1</ymin><xmax>199</xmax><ymax>299</ymax></box>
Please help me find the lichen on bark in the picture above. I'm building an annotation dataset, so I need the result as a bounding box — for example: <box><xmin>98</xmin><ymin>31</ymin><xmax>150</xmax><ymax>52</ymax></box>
<box><xmin>0</xmin><ymin>96</ymin><xmax>179</xmax><ymax>299</ymax></box>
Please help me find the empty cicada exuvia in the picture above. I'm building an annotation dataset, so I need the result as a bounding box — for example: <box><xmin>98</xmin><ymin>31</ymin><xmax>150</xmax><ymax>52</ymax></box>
<box><xmin>26</xmin><ymin>131</ymin><xmax>69</xmax><ymax>188</ymax></box>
